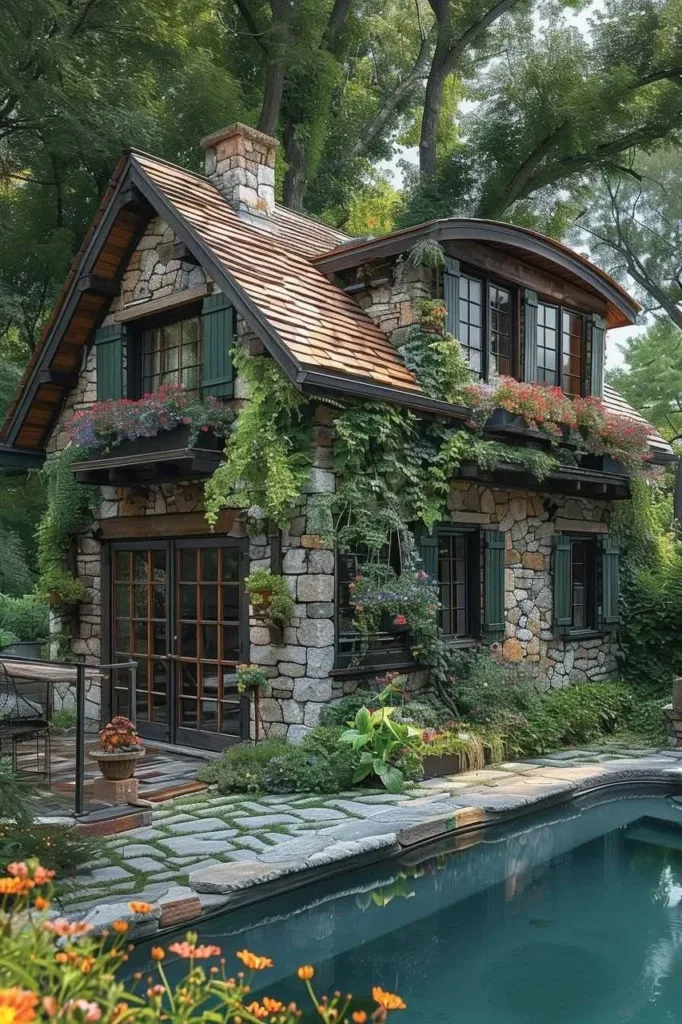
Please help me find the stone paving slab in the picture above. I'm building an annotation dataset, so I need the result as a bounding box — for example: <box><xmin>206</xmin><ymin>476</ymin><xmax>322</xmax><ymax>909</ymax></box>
<box><xmin>60</xmin><ymin>747</ymin><xmax>682</xmax><ymax>937</ymax></box>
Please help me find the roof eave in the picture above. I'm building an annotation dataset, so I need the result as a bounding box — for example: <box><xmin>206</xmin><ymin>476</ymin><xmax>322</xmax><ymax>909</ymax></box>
<box><xmin>314</xmin><ymin>218</ymin><xmax>640</xmax><ymax>329</ymax></box>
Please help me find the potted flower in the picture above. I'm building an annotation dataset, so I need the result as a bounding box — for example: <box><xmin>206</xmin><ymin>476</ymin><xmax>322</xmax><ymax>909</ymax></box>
<box><xmin>235</xmin><ymin>663</ymin><xmax>268</xmax><ymax>694</ymax></box>
<box><xmin>350</xmin><ymin>563</ymin><xmax>439</xmax><ymax>642</ymax></box>
<box><xmin>88</xmin><ymin>716</ymin><xmax>145</xmax><ymax>780</ymax></box>
<box><xmin>38</xmin><ymin>568</ymin><xmax>88</xmax><ymax>608</ymax></box>
<box><xmin>244</xmin><ymin>569</ymin><xmax>294</xmax><ymax>629</ymax></box>
<box><xmin>416</xmin><ymin>298</ymin><xmax>447</xmax><ymax>334</ymax></box>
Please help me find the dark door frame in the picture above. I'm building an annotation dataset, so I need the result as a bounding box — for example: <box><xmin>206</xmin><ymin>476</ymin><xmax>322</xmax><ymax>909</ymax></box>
<box><xmin>101</xmin><ymin>533</ymin><xmax>250</xmax><ymax>750</ymax></box>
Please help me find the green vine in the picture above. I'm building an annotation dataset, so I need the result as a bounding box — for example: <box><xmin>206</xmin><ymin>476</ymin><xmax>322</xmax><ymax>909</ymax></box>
<box><xmin>36</xmin><ymin>446</ymin><xmax>97</xmax><ymax>607</ymax></box>
<box><xmin>204</xmin><ymin>342</ymin><xmax>313</xmax><ymax>531</ymax></box>
<box><xmin>398</xmin><ymin>321</ymin><xmax>472</xmax><ymax>405</ymax></box>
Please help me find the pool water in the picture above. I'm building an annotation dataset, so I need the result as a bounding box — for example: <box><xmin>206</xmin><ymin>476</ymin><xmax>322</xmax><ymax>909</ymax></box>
<box><xmin>137</xmin><ymin>790</ymin><xmax>682</xmax><ymax>1023</ymax></box>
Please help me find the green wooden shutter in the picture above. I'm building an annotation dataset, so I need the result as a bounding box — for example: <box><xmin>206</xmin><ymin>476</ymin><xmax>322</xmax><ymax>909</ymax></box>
<box><xmin>553</xmin><ymin>533</ymin><xmax>572</xmax><ymax>634</ymax></box>
<box><xmin>202</xmin><ymin>293</ymin><xmax>235</xmax><ymax>397</ymax></box>
<box><xmin>600</xmin><ymin>534</ymin><xmax>620</xmax><ymax>629</ymax></box>
<box><xmin>484</xmin><ymin>529</ymin><xmax>505</xmax><ymax>642</ymax></box>
<box><xmin>444</xmin><ymin>257</ymin><xmax>460</xmax><ymax>339</ymax></box>
<box><xmin>416</xmin><ymin>524</ymin><xmax>439</xmax><ymax>580</ymax></box>
<box><xmin>94</xmin><ymin>324</ymin><xmax>125</xmax><ymax>401</ymax></box>
<box><xmin>589</xmin><ymin>314</ymin><xmax>606</xmax><ymax>398</ymax></box>
<box><xmin>523</xmin><ymin>289</ymin><xmax>538</xmax><ymax>383</ymax></box>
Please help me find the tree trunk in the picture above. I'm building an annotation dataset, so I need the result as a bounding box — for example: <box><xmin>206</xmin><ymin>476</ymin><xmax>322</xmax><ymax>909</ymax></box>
<box><xmin>419</xmin><ymin>55</ymin><xmax>448</xmax><ymax>181</ymax></box>
<box><xmin>258</xmin><ymin>60</ymin><xmax>285</xmax><ymax>136</ymax></box>
<box><xmin>282</xmin><ymin>120</ymin><xmax>307</xmax><ymax>210</ymax></box>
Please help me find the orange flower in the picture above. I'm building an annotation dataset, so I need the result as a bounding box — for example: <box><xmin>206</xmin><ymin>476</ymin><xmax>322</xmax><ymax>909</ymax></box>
<box><xmin>236</xmin><ymin>950</ymin><xmax>272</xmax><ymax>971</ymax></box>
<box><xmin>111</xmin><ymin>1003</ymin><xmax>129</xmax><ymax>1022</ymax></box>
<box><xmin>372</xmin><ymin>988</ymin><xmax>406</xmax><ymax>1011</ymax></box>
<box><xmin>150</xmin><ymin>947</ymin><xmax>165</xmax><ymax>961</ymax></box>
<box><xmin>42</xmin><ymin>997</ymin><xmax>58</xmax><ymax>1017</ymax></box>
<box><xmin>80</xmin><ymin>957</ymin><xmax>95</xmax><ymax>975</ymax></box>
<box><xmin>262</xmin><ymin>998</ymin><xmax>284</xmax><ymax>1013</ymax></box>
<box><xmin>111</xmin><ymin>921</ymin><xmax>129</xmax><ymax>934</ymax></box>
<box><xmin>44</xmin><ymin>919</ymin><xmax>92</xmax><ymax>938</ymax></box>
<box><xmin>6</xmin><ymin>863</ymin><xmax>28</xmax><ymax>879</ymax></box>
<box><xmin>352</xmin><ymin>1014</ymin><xmax>367</xmax><ymax>1023</ymax></box>
<box><xmin>33</xmin><ymin>897</ymin><xmax>50</xmax><ymax>911</ymax></box>
<box><xmin>244</xmin><ymin>1003</ymin><xmax>268</xmax><ymax>1020</ymax></box>
<box><xmin>146</xmin><ymin>986</ymin><xmax>165</xmax><ymax>998</ymax></box>
<box><xmin>0</xmin><ymin>987</ymin><xmax>39</xmax><ymax>1024</ymax></box>
<box><xmin>168</xmin><ymin>941</ymin><xmax>221</xmax><ymax>960</ymax></box>
<box><xmin>0</xmin><ymin>878</ymin><xmax>32</xmax><ymax>895</ymax></box>
<box><xmin>33</xmin><ymin>867</ymin><xmax>55</xmax><ymax>885</ymax></box>
<box><xmin>296</xmin><ymin>965</ymin><xmax>314</xmax><ymax>980</ymax></box>
<box><xmin>128</xmin><ymin>901</ymin><xmax>152</xmax><ymax>915</ymax></box>
<box><xmin>54</xmin><ymin>953</ymin><xmax>68</xmax><ymax>965</ymax></box>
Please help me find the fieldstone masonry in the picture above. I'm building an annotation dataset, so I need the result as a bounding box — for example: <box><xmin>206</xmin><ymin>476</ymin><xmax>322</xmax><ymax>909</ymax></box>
<box><xmin>43</xmin><ymin>203</ymin><xmax>620</xmax><ymax>742</ymax></box>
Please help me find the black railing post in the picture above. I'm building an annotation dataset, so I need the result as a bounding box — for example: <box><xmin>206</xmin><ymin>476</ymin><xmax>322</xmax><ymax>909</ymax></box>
<box><xmin>75</xmin><ymin>663</ymin><xmax>86</xmax><ymax>816</ymax></box>
<box><xmin>129</xmin><ymin>663</ymin><xmax>137</xmax><ymax>727</ymax></box>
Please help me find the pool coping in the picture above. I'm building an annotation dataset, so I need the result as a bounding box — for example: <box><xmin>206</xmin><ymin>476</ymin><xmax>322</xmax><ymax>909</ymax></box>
<box><xmin>82</xmin><ymin>761</ymin><xmax>682</xmax><ymax>941</ymax></box>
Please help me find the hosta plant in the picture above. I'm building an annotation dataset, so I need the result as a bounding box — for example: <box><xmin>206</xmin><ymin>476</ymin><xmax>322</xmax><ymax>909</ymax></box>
<box><xmin>0</xmin><ymin>861</ymin><xmax>407</xmax><ymax>1023</ymax></box>
<box><xmin>339</xmin><ymin>706</ymin><xmax>421</xmax><ymax>793</ymax></box>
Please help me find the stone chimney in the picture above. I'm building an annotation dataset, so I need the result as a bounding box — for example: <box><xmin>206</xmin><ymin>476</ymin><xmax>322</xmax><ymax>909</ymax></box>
<box><xmin>200</xmin><ymin>123</ymin><xmax>278</xmax><ymax>222</ymax></box>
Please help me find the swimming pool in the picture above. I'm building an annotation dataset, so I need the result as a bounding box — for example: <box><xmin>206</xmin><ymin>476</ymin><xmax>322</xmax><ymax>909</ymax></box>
<box><xmin>137</xmin><ymin>787</ymin><xmax>682</xmax><ymax>1022</ymax></box>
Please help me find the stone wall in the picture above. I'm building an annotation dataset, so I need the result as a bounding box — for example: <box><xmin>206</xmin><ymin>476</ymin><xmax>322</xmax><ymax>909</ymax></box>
<box><xmin>444</xmin><ymin>480</ymin><xmax>618</xmax><ymax>686</ymax></box>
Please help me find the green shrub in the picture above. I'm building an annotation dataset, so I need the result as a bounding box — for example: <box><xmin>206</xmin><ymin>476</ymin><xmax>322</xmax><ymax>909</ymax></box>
<box><xmin>541</xmin><ymin>682</ymin><xmax>634</xmax><ymax>746</ymax></box>
<box><xmin>622</xmin><ymin>698</ymin><xmax>669</xmax><ymax>746</ymax></box>
<box><xmin>196</xmin><ymin>740</ymin><xmax>287</xmax><ymax>793</ymax></box>
<box><xmin>0</xmin><ymin>593</ymin><xmax>48</xmax><ymax>641</ymax></box>
<box><xmin>320</xmin><ymin>688</ymin><xmax>389</xmax><ymax>727</ymax></box>
<box><xmin>449</xmin><ymin>649</ymin><xmax>543</xmax><ymax>725</ymax></box>
<box><xmin>0</xmin><ymin>824</ymin><xmax>97</xmax><ymax>874</ymax></box>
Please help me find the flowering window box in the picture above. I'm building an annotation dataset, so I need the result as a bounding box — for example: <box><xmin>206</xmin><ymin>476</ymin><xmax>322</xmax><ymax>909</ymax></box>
<box><xmin>484</xmin><ymin>408</ymin><xmax>555</xmax><ymax>443</ymax></box>
<box><xmin>70</xmin><ymin>423</ymin><xmax>226</xmax><ymax>484</ymax></box>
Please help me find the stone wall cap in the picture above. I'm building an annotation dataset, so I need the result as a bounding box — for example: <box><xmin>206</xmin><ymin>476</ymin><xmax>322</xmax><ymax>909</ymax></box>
<box><xmin>200</xmin><ymin>122</ymin><xmax>280</xmax><ymax>151</ymax></box>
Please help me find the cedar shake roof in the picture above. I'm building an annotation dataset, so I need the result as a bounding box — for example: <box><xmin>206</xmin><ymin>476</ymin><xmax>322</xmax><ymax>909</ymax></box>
<box><xmin>603</xmin><ymin>384</ymin><xmax>671</xmax><ymax>459</ymax></box>
<box><xmin>0</xmin><ymin>146</ymin><xmax>672</xmax><ymax>463</ymax></box>
<box><xmin>132</xmin><ymin>152</ymin><xmax>420</xmax><ymax>395</ymax></box>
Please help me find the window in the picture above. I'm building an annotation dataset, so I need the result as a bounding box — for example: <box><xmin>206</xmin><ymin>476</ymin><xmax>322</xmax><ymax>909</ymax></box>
<box><xmin>536</xmin><ymin>303</ymin><xmax>585</xmax><ymax>395</ymax></box>
<box><xmin>569</xmin><ymin>536</ymin><xmax>599</xmax><ymax>630</ymax></box>
<box><xmin>489</xmin><ymin>285</ymin><xmax>513</xmax><ymax>376</ymax></box>
<box><xmin>141</xmin><ymin>315</ymin><xmax>202</xmax><ymax>393</ymax></box>
<box><xmin>458</xmin><ymin>275</ymin><xmax>484</xmax><ymax>373</ymax></box>
<box><xmin>335</xmin><ymin>542</ymin><xmax>411</xmax><ymax>670</ymax></box>
<box><xmin>456</xmin><ymin>274</ymin><xmax>515</xmax><ymax>378</ymax></box>
<box><xmin>436</xmin><ymin>528</ymin><xmax>480</xmax><ymax>638</ymax></box>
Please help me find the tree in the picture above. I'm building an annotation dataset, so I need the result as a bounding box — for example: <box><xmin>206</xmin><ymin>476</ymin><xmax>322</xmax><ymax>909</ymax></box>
<box><xmin>577</xmin><ymin>149</ymin><xmax>682</xmax><ymax>328</ymax></box>
<box><xmin>608</xmin><ymin>318</ymin><xmax>682</xmax><ymax>440</ymax></box>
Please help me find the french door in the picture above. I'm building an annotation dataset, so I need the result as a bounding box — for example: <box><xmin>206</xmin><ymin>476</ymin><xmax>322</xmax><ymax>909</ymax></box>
<box><xmin>109</xmin><ymin>537</ymin><xmax>249</xmax><ymax>750</ymax></box>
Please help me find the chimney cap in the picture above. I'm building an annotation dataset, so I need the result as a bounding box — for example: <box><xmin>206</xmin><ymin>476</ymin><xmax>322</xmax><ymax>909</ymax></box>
<box><xmin>200</xmin><ymin>122</ymin><xmax>280</xmax><ymax>152</ymax></box>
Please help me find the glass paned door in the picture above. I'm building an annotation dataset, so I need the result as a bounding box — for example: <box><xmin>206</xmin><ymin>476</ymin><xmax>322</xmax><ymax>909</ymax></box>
<box><xmin>112</xmin><ymin>542</ymin><xmax>170</xmax><ymax>741</ymax></box>
<box><xmin>110</xmin><ymin>538</ymin><xmax>248</xmax><ymax>750</ymax></box>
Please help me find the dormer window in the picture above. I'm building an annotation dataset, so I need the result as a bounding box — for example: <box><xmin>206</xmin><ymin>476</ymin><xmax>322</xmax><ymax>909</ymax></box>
<box><xmin>453</xmin><ymin>270</ymin><xmax>515</xmax><ymax>377</ymax></box>
<box><xmin>141</xmin><ymin>314</ymin><xmax>202</xmax><ymax>393</ymax></box>
<box><xmin>535</xmin><ymin>303</ymin><xmax>585</xmax><ymax>396</ymax></box>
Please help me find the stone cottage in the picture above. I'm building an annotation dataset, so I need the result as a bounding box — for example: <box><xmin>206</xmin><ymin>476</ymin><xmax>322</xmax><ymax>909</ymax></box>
<box><xmin>0</xmin><ymin>123</ymin><xmax>672</xmax><ymax>749</ymax></box>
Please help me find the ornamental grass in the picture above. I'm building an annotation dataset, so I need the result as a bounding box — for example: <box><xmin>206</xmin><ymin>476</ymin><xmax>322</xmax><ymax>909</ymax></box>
<box><xmin>0</xmin><ymin>860</ymin><xmax>405</xmax><ymax>1024</ymax></box>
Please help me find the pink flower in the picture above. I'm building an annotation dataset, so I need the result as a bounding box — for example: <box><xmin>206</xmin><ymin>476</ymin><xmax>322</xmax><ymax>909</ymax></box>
<box><xmin>7</xmin><ymin>862</ymin><xmax>28</xmax><ymax>878</ymax></box>
<box><xmin>67</xmin><ymin>1001</ymin><xmax>101</xmax><ymax>1021</ymax></box>
<box><xmin>394</xmin><ymin>614</ymin><xmax>407</xmax><ymax>626</ymax></box>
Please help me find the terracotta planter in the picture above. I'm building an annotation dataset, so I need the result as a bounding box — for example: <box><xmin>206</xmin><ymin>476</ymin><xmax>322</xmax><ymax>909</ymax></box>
<box><xmin>88</xmin><ymin>747</ymin><xmax>145</xmax><ymax>780</ymax></box>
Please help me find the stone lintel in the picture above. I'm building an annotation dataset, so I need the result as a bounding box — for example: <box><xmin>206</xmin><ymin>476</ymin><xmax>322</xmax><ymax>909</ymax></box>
<box><xmin>554</xmin><ymin>518</ymin><xmax>608</xmax><ymax>534</ymax></box>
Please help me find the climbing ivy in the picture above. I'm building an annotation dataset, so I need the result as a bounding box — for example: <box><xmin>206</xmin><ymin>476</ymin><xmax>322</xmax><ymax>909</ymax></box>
<box><xmin>36</xmin><ymin>446</ymin><xmax>97</xmax><ymax>606</ymax></box>
<box><xmin>204</xmin><ymin>342</ymin><xmax>313</xmax><ymax>531</ymax></box>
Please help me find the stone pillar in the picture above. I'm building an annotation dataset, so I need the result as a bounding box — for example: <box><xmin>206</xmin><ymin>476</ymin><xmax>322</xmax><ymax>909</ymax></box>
<box><xmin>200</xmin><ymin>123</ymin><xmax>278</xmax><ymax>220</ymax></box>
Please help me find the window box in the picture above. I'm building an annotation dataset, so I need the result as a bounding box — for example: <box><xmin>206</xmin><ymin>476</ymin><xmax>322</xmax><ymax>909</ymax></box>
<box><xmin>484</xmin><ymin>408</ymin><xmax>554</xmax><ymax>441</ymax></box>
<box><xmin>69</xmin><ymin>424</ymin><xmax>225</xmax><ymax>485</ymax></box>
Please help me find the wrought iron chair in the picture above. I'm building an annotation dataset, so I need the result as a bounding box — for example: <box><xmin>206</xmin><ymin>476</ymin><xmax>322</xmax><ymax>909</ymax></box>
<box><xmin>0</xmin><ymin>661</ymin><xmax>52</xmax><ymax>781</ymax></box>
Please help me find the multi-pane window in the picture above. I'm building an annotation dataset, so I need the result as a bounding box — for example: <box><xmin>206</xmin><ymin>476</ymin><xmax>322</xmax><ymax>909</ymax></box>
<box><xmin>562</xmin><ymin>310</ymin><xmax>583</xmax><ymax>397</ymax></box>
<box><xmin>437</xmin><ymin>529</ymin><xmax>479</xmax><ymax>638</ymax></box>
<box><xmin>141</xmin><ymin>316</ymin><xmax>202</xmax><ymax>393</ymax></box>
<box><xmin>458</xmin><ymin>275</ymin><xmax>484</xmax><ymax>373</ymax></box>
<box><xmin>536</xmin><ymin>303</ymin><xmax>584</xmax><ymax>395</ymax></box>
<box><xmin>489</xmin><ymin>285</ymin><xmax>513</xmax><ymax>376</ymax></box>
<box><xmin>570</xmin><ymin>536</ymin><xmax>598</xmax><ymax>630</ymax></box>
<box><xmin>335</xmin><ymin>541</ymin><xmax>410</xmax><ymax>669</ymax></box>
<box><xmin>536</xmin><ymin>303</ymin><xmax>558</xmax><ymax>385</ymax></box>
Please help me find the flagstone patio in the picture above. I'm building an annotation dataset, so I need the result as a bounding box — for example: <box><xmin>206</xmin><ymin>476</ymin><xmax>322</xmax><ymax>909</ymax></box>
<box><xmin>53</xmin><ymin>743</ymin><xmax>682</xmax><ymax>935</ymax></box>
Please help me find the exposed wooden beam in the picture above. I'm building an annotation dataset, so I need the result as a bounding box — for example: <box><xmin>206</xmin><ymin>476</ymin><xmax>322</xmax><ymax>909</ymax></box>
<box><xmin>37</xmin><ymin>370</ymin><xmax>79</xmax><ymax>389</ymax></box>
<box><xmin>114</xmin><ymin>284</ymin><xmax>211</xmax><ymax>323</ymax></box>
<box><xmin>118</xmin><ymin>185</ymin><xmax>155</xmax><ymax>215</ymax></box>
<box><xmin>97</xmin><ymin>509</ymin><xmax>240</xmax><ymax>540</ymax></box>
<box><xmin>171</xmin><ymin>241</ymin><xmax>200</xmax><ymax>265</ymax></box>
<box><xmin>76</xmin><ymin>274</ymin><xmax>120</xmax><ymax>297</ymax></box>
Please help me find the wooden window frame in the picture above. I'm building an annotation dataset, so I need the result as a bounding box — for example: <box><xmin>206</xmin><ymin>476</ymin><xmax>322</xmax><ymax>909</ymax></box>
<box><xmin>567</xmin><ymin>533</ymin><xmax>600</xmax><ymax>633</ymax></box>
<box><xmin>535</xmin><ymin>301</ymin><xmax>587</xmax><ymax>396</ymax></box>
<box><xmin>455</xmin><ymin>267</ymin><xmax>520</xmax><ymax>380</ymax></box>
<box><xmin>436</xmin><ymin>525</ymin><xmax>481</xmax><ymax>640</ymax></box>
<box><xmin>126</xmin><ymin>302</ymin><xmax>203</xmax><ymax>399</ymax></box>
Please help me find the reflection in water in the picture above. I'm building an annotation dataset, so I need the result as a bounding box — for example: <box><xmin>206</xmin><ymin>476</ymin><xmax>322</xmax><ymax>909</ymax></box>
<box><xmin>134</xmin><ymin>794</ymin><xmax>682</xmax><ymax>1024</ymax></box>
